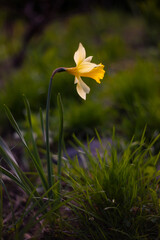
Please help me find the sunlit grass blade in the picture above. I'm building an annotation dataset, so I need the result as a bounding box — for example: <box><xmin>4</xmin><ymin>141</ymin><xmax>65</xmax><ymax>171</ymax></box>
<box><xmin>0</xmin><ymin>166</ymin><xmax>40</xmax><ymax>205</ymax></box>
<box><xmin>0</xmin><ymin>166</ymin><xmax>24</xmax><ymax>188</ymax></box>
<box><xmin>0</xmin><ymin>137</ymin><xmax>20</xmax><ymax>179</ymax></box>
<box><xmin>0</xmin><ymin>165</ymin><xmax>48</xmax><ymax>234</ymax></box>
<box><xmin>72</xmin><ymin>134</ymin><xmax>97</xmax><ymax>169</ymax></box>
<box><xmin>0</xmin><ymin>139</ymin><xmax>47</xmax><ymax>212</ymax></box>
<box><xmin>0</xmin><ymin>137</ymin><xmax>38</xmax><ymax>195</ymax></box>
<box><xmin>4</xmin><ymin>104</ymin><xmax>48</xmax><ymax>191</ymax></box>
<box><xmin>95</xmin><ymin>128</ymin><xmax>103</xmax><ymax>148</ymax></box>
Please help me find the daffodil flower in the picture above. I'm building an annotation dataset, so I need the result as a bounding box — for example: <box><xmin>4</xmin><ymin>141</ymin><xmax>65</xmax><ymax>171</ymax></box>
<box><xmin>45</xmin><ymin>43</ymin><xmax>105</xmax><ymax>192</ymax></box>
<box><xmin>65</xmin><ymin>43</ymin><xmax>105</xmax><ymax>100</ymax></box>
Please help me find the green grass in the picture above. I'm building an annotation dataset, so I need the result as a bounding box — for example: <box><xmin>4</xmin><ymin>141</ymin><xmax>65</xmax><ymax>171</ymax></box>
<box><xmin>104</xmin><ymin>60</ymin><xmax>160</xmax><ymax>140</ymax></box>
<box><xmin>0</xmin><ymin>94</ymin><xmax>65</xmax><ymax>238</ymax></box>
<box><xmin>1</xmin><ymin>99</ymin><xmax>160</xmax><ymax>239</ymax></box>
<box><xmin>62</xmin><ymin>131</ymin><xmax>160</xmax><ymax>240</ymax></box>
<box><xmin>0</xmin><ymin>8</ymin><xmax>160</xmax><ymax>238</ymax></box>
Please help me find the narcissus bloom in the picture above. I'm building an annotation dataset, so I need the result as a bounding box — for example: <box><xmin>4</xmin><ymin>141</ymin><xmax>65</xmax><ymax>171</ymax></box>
<box><xmin>65</xmin><ymin>43</ymin><xmax>105</xmax><ymax>100</ymax></box>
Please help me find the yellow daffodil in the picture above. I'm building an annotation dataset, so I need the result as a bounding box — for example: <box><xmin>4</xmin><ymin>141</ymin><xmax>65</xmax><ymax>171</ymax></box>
<box><xmin>65</xmin><ymin>43</ymin><xmax>105</xmax><ymax>100</ymax></box>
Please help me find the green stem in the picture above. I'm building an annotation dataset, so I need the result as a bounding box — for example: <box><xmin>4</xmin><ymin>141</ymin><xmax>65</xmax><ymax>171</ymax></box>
<box><xmin>46</xmin><ymin>67</ymin><xmax>65</xmax><ymax>197</ymax></box>
<box><xmin>57</xmin><ymin>93</ymin><xmax>64</xmax><ymax>202</ymax></box>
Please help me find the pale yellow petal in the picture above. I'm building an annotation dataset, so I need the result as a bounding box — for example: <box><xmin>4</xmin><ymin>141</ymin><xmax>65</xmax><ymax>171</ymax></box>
<box><xmin>74</xmin><ymin>77</ymin><xmax>78</xmax><ymax>84</ymax></box>
<box><xmin>84</xmin><ymin>56</ymin><xmax>93</xmax><ymax>62</ymax></box>
<box><xmin>78</xmin><ymin>62</ymin><xmax>97</xmax><ymax>73</ymax></box>
<box><xmin>76</xmin><ymin>82</ymin><xmax>86</xmax><ymax>100</ymax></box>
<box><xmin>78</xmin><ymin>77</ymin><xmax>90</xmax><ymax>94</ymax></box>
<box><xmin>74</xmin><ymin>43</ymin><xmax>86</xmax><ymax>65</ymax></box>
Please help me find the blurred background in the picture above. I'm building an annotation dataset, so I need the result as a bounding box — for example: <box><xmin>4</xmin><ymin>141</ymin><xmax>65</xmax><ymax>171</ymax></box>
<box><xmin>0</xmin><ymin>0</ymin><xmax>160</xmax><ymax>146</ymax></box>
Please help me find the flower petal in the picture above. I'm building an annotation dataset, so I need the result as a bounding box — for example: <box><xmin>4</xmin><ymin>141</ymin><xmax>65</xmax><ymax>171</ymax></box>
<box><xmin>78</xmin><ymin>77</ymin><xmax>90</xmax><ymax>94</ymax></box>
<box><xmin>80</xmin><ymin>64</ymin><xmax>105</xmax><ymax>83</ymax></box>
<box><xmin>74</xmin><ymin>77</ymin><xmax>78</xmax><ymax>84</ymax></box>
<box><xmin>76</xmin><ymin>82</ymin><xmax>86</xmax><ymax>100</ymax></box>
<box><xmin>76</xmin><ymin>77</ymin><xmax>90</xmax><ymax>100</ymax></box>
<box><xmin>84</xmin><ymin>56</ymin><xmax>93</xmax><ymax>62</ymax></box>
<box><xmin>78</xmin><ymin>62</ymin><xmax>97</xmax><ymax>73</ymax></box>
<box><xmin>74</xmin><ymin>43</ymin><xmax>86</xmax><ymax>65</ymax></box>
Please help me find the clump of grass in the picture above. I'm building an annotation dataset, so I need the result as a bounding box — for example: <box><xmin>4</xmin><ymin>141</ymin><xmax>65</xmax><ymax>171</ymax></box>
<box><xmin>0</xmin><ymin>94</ymin><xmax>65</xmax><ymax>238</ymax></box>
<box><xmin>1</xmin><ymin>99</ymin><xmax>160</xmax><ymax>239</ymax></box>
<box><xmin>63</xmin><ymin>130</ymin><xmax>160</xmax><ymax>240</ymax></box>
<box><xmin>101</xmin><ymin>60</ymin><xmax>160</xmax><ymax>141</ymax></box>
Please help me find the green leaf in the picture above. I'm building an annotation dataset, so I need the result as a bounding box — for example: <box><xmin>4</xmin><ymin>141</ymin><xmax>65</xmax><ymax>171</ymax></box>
<box><xmin>4</xmin><ymin>104</ymin><xmax>48</xmax><ymax>191</ymax></box>
<box><xmin>23</xmin><ymin>95</ymin><xmax>42</xmax><ymax>168</ymax></box>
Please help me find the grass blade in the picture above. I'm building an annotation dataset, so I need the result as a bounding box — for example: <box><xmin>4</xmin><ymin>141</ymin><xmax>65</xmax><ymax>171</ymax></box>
<box><xmin>4</xmin><ymin>104</ymin><xmax>48</xmax><ymax>191</ymax></box>
<box><xmin>23</xmin><ymin>95</ymin><xmax>42</xmax><ymax>168</ymax></box>
<box><xmin>39</xmin><ymin>107</ymin><xmax>46</xmax><ymax>142</ymax></box>
<box><xmin>0</xmin><ymin>137</ymin><xmax>19</xmax><ymax>179</ymax></box>
<box><xmin>45</xmin><ymin>76</ymin><xmax>54</xmax><ymax>196</ymax></box>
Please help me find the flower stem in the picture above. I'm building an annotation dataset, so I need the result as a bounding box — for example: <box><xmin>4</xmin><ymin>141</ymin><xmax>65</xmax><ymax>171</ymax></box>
<box><xmin>46</xmin><ymin>67</ymin><xmax>65</xmax><ymax>197</ymax></box>
<box><xmin>57</xmin><ymin>93</ymin><xmax>63</xmax><ymax>202</ymax></box>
